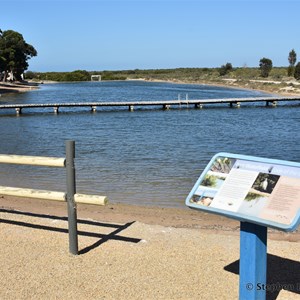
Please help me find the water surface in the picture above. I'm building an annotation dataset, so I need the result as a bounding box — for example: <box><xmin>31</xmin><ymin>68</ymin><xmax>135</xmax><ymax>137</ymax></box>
<box><xmin>0</xmin><ymin>81</ymin><xmax>299</xmax><ymax>207</ymax></box>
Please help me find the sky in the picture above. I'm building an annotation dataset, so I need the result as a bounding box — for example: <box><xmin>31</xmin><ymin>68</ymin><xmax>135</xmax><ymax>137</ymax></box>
<box><xmin>1</xmin><ymin>0</ymin><xmax>300</xmax><ymax>72</ymax></box>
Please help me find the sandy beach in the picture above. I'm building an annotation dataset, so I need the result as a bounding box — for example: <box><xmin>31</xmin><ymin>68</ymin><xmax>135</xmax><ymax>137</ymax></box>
<box><xmin>1</xmin><ymin>195</ymin><xmax>300</xmax><ymax>300</ymax></box>
<box><xmin>0</xmin><ymin>82</ymin><xmax>39</xmax><ymax>95</ymax></box>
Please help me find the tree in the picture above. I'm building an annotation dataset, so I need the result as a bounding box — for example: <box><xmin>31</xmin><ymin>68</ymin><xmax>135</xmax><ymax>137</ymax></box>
<box><xmin>0</xmin><ymin>29</ymin><xmax>5</xmax><ymax>73</ymax></box>
<box><xmin>219</xmin><ymin>62</ymin><xmax>233</xmax><ymax>76</ymax></box>
<box><xmin>0</xmin><ymin>29</ymin><xmax>37</xmax><ymax>81</ymax></box>
<box><xmin>288</xmin><ymin>49</ymin><xmax>297</xmax><ymax>66</ymax></box>
<box><xmin>259</xmin><ymin>57</ymin><xmax>272</xmax><ymax>78</ymax></box>
<box><xmin>294</xmin><ymin>62</ymin><xmax>300</xmax><ymax>80</ymax></box>
<box><xmin>288</xmin><ymin>49</ymin><xmax>297</xmax><ymax>76</ymax></box>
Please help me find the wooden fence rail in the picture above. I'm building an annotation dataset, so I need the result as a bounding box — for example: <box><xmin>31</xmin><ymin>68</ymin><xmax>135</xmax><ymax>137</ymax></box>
<box><xmin>0</xmin><ymin>154</ymin><xmax>66</xmax><ymax>167</ymax></box>
<box><xmin>0</xmin><ymin>140</ymin><xmax>108</xmax><ymax>255</ymax></box>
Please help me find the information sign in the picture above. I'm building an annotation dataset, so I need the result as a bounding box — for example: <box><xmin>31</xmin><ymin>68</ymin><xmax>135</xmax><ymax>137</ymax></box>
<box><xmin>186</xmin><ymin>153</ymin><xmax>300</xmax><ymax>232</ymax></box>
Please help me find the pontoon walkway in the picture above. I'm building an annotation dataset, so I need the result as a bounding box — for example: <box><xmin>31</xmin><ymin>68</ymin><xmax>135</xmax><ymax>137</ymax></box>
<box><xmin>0</xmin><ymin>96</ymin><xmax>299</xmax><ymax>115</ymax></box>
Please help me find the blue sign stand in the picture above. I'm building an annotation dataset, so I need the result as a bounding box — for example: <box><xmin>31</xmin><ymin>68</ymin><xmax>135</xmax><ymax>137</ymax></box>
<box><xmin>185</xmin><ymin>152</ymin><xmax>300</xmax><ymax>300</ymax></box>
<box><xmin>239</xmin><ymin>222</ymin><xmax>267</xmax><ymax>300</ymax></box>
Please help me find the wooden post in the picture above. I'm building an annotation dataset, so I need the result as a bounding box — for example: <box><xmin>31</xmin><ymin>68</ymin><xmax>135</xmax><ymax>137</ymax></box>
<box><xmin>66</xmin><ymin>140</ymin><xmax>78</xmax><ymax>255</ymax></box>
<box><xmin>239</xmin><ymin>222</ymin><xmax>267</xmax><ymax>300</ymax></box>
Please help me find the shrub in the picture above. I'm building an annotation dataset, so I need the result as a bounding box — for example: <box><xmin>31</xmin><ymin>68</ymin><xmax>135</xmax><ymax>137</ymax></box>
<box><xmin>294</xmin><ymin>62</ymin><xmax>300</xmax><ymax>80</ymax></box>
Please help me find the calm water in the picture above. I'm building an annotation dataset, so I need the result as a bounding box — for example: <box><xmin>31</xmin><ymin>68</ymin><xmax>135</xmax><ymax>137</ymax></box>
<box><xmin>0</xmin><ymin>81</ymin><xmax>299</xmax><ymax>207</ymax></box>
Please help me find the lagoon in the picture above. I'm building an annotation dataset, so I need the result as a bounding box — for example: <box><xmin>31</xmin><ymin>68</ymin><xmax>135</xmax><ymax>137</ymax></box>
<box><xmin>0</xmin><ymin>81</ymin><xmax>299</xmax><ymax>207</ymax></box>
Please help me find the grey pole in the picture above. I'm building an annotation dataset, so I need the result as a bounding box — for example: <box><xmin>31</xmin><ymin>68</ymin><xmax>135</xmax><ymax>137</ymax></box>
<box><xmin>66</xmin><ymin>140</ymin><xmax>78</xmax><ymax>255</ymax></box>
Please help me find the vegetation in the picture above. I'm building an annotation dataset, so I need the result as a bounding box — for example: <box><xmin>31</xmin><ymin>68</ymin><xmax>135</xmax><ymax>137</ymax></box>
<box><xmin>288</xmin><ymin>49</ymin><xmax>297</xmax><ymax>76</ymax></box>
<box><xmin>211</xmin><ymin>157</ymin><xmax>233</xmax><ymax>174</ymax></box>
<box><xmin>30</xmin><ymin>70</ymin><xmax>91</xmax><ymax>82</ymax></box>
<box><xmin>245</xmin><ymin>192</ymin><xmax>261</xmax><ymax>201</ymax></box>
<box><xmin>259</xmin><ymin>57</ymin><xmax>273</xmax><ymax>78</ymax></box>
<box><xmin>219</xmin><ymin>63</ymin><xmax>233</xmax><ymax>76</ymax></box>
<box><xmin>28</xmin><ymin>66</ymin><xmax>297</xmax><ymax>83</ymax></box>
<box><xmin>294</xmin><ymin>62</ymin><xmax>300</xmax><ymax>80</ymax></box>
<box><xmin>0</xmin><ymin>29</ymin><xmax>37</xmax><ymax>81</ymax></box>
<box><xmin>201</xmin><ymin>175</ymin><xmax>217</xmax><ymax>187</ymax></box>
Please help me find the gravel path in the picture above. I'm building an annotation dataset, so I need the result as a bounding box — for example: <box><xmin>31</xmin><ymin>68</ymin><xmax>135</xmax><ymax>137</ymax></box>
<box><xmin>1</xmin><ymin>201</ymin><xmax>300</xmax><ymax>299</ymax></box>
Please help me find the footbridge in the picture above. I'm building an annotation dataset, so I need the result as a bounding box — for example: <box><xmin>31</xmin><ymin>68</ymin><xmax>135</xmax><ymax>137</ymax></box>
<box><xmin>0</xmin><ymin>96</ymin><xmax>299</xmax><ymax>115</ymax></box>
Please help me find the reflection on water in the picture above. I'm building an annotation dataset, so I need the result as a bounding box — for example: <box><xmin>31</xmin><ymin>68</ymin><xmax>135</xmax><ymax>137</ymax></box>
<box><xmin>0</xmin><ymin>81</ymin><xmax>299</xmax><ymax>207</ymax></box>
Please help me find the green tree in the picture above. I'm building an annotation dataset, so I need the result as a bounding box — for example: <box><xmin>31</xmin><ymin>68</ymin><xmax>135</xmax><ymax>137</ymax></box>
<box><xmin>0</xmin><ymin>29</ymin><xmax>37</xmax><ymax>81</ymax></box>
<box><xmin>0</xmin><ymin>29</ymin><xmax>5</xmax><ymax>72</ymax></box>
<box><xmin>219</xmin><ymin>62</ymin><xmax>233</xmax><ymax>76</ymax></box>
<box><xmin>294</xmin><ymin>62</ymin><xmax>300</xmax><ymax>80</ymax></box>
<box><xmin>288</xmin><ymin>49</ymin><xmax>297</xmax><ymax>66</ymax></box>
<box><xmin>259</xmin><ymin>57</ymin><xmax>273</xmax><ymax>78</ymax></box>
<box><xmin>288</xmin><ymin>49</ymin><xmax>297</xmax><ymax>76</ymax></box>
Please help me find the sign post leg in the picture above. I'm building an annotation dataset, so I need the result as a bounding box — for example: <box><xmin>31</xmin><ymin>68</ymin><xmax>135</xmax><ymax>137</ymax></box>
<box><xmin>239</xmin><ymin>222</ymin><xmax>267</xmax><ymax>300</ymax></box>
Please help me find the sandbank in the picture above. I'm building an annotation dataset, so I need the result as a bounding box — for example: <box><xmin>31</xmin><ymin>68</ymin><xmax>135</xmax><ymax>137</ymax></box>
<box><xmin>144</xmin><ymin>77</ymin><xmax>300</xmax><ymax>97</ymax></box>
<box><xmin>0</xmin><ymin>82</ymin><xmax>39</xmax><ymax>95</ymax></box>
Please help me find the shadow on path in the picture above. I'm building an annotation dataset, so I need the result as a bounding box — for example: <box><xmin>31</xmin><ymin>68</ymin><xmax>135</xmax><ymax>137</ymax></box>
<box><xmin>0</xmin><ymin>208</ymin><xmax>141</xmax><ymax>255</ymax></box>
<box><xmin>224</xmin><ymin>254</ymin><xmax>300</xmax><ymax>300</ymax></box>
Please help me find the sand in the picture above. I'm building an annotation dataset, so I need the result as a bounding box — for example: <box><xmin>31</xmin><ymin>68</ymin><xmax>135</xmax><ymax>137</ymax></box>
<box><xmin>1</xmin><ymin>195</ymin><xmax>300</xmax><ymax>300</ymax></box>
<box><xmin>0</xmin><ymin>82</ymin><xmax>39</xmax><ymax>94</ymax></box>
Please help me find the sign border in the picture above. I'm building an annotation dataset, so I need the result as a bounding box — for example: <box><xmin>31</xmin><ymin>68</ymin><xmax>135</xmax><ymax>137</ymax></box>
<box><xmin>185</xmin><ymin>152</ymin><xmax>300</xmax><ymax>232</ymax></box>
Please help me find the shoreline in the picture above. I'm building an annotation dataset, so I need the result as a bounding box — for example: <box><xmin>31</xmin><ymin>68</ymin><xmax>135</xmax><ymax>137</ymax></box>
<box><xmin>0</xmin><ymin>81</ymin><xmax>39</xmax><ymax>95</ymax></box>
<box><xmin>0</xmin><ymin>195</ymin><xmax>299</xmax><ymax>242</ymax></box>
<box><xmin>142</xmin><ymin>77</ymin><xmax>300</xmax><ymax>97</ymax></box>
<box><xmin>1</xmin><ymin>78</ymin><xmax>299</xmax><ymax>97</ymax></box>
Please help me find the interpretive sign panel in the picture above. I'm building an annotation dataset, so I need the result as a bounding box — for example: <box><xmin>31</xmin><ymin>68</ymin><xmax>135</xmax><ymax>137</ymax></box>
<box><xmin>186</xmin><ymin>153</ymin><xmax>300</xmax><ymax>231</ymax></box>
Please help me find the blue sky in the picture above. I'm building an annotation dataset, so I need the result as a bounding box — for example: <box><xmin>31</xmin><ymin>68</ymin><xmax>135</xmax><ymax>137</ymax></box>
<box><xmin>1</xmin><ymin>0</ymin><xmax>299</xmax><ymax>72</ymax></box>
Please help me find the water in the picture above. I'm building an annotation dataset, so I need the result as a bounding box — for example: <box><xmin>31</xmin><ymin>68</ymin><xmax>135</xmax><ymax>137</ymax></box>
<box><xmin>0</xmin><ymin>81</ymin><xmax>299</xmax><ymax>207</ymax></box>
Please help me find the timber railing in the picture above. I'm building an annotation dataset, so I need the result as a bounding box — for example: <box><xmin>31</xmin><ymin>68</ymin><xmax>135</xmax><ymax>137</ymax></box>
<box><xmin>0</xmin><ymin>140</ymin><xmax>108</xmax><ymax>255</ymax></box>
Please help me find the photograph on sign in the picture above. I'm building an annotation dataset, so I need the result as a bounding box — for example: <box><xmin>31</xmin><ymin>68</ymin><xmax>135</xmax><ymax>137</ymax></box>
<box><xmin>186</xmin><ymin>154</ymin><xmax>300</xmax><ymax>230</ymax></box>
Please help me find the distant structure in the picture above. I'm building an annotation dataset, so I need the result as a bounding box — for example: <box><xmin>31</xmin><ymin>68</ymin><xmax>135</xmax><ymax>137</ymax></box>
<box><xmin>91</xmin><ymin>75</ymin><xmax>101</xmax><ymax>81</ymax></box>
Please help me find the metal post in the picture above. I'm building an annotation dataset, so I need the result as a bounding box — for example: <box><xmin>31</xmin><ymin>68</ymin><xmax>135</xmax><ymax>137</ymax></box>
<box><xmin>66</xmin><ymin>140</ymin><xmax>78</xmax><ymax>255</ymax></box>
<box><xmin>239</xmin><ymin>222</ymin><xmax>267</xmax><ymax>300</ymax></box>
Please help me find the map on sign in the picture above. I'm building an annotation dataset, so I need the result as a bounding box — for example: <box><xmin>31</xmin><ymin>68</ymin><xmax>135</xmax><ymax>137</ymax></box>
<box><xmin>185</xmin><ymin>153</ymin><xmax>300</xmax><ymax>231</ymax></box>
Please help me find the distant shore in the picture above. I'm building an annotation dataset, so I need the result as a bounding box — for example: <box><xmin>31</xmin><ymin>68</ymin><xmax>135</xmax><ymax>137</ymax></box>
<box><xmin>1</xmin><ymin>78</ymin><xmax>300</xmax><ymax>97</ymax></box>
<box><xmin>142</xmin><ymin>77</ymin><xmax>300</xmax><ymax>97</ymax></box>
